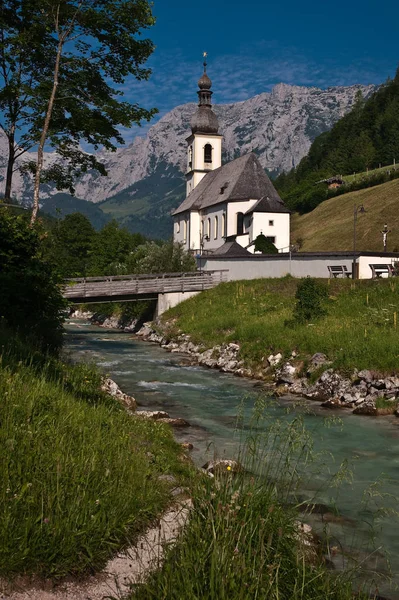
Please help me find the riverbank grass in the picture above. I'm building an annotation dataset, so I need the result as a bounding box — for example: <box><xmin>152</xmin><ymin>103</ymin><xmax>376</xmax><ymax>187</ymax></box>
<box><xmin>132</xmin><ymin>412</ymin><xmax>378</xmax><ymax>600</ymax></box>
<box><xmin>0</xmin><ymin>334</ymin><xmax>192</xmax><ymax>579</ymax></box>
<box><xmin>161</xmin><ymin>277</ymin><xmax>399</xmax><ymax>373</ymax></box>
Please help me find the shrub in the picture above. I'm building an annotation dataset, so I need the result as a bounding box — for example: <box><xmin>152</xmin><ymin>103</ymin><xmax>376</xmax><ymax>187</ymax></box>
<box><xmin>292</xmin><ymin>278</ymin><xmax>329</xmax><ymax>324</ymax></box>
<box><xmin>254</xmin><ymin>233</ymin><xmax>278</xmax><ymax>254</ymax></box>
<box><xmin>0</xmin><ymin>209</ymin><xmax>66</xmax><ymax>352</ymax></box>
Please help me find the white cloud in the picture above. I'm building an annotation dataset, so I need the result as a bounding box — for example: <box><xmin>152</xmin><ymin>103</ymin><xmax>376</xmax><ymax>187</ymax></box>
<box><xmin>115</xmin><ymin>42</ymin><xmax>395</xmax><ymax>144</ymax></box>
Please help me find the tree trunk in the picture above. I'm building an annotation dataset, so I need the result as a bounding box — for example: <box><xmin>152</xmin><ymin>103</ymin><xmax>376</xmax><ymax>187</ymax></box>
<box><xmin>4</xmin><ymin>133</ymin><xmax>15</xmax><ymax>202</ymax></box>
<box><xmin>31</xmin><ymin>40</ymin><xmax>63</xmax><ymax>225</ymax></box>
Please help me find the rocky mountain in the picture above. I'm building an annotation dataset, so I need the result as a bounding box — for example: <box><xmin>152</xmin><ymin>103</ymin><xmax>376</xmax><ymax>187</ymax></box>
<box><xmin>0</xmin><ymin>82</ymin><xmax>377</xmax><ymax>236</ymax></box>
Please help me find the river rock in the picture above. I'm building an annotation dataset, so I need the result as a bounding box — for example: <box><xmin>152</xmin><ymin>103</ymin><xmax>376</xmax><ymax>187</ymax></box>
<box><xmin>357</xmin><ymin>369</ymin><xmax>373</xmax><ymax>383</ymax></box>
<box><xmin>135</xmin><ymin>410</ymin><xmax>170</xmax><ymax>420</ymax></box>
<box><xmin>136</xmin><ymin>323</ymin><xmax>153</xmax><ymax>337</ymax></box>
<box><xmin>307</xmin><ymin>352</ymin><xmax>331</xmax><ymax>374</ymax></box>
<box><xmin>305</xmin><ymin>369</ymin><xmax>352</xmax><ymax>403</ymax></box>
<box><xmin>276</xmin><ymin>362</ymin><xmax>298</xmax><ymax>384</ymax></box>
<box><xmin>101</xmin><ymin>377</ymin><xmax>137</xmax><ymax>410</ymax></box>
<box><xmin>70</xmin><ymin>308</ymin><xmax>93</xmax><ymax>319</ymax></box>
<box><xmin>157</xmin><ymin>417</ymin><xmax>191</xmax><ymax>427</ymax></box>
<box><xmin>353</xmin><ymin>400</ymin><xmax>377</xmax><ymax>415</ymax></box>
<box><xmin>267</xmin><ymin>352</ymin><xmax>282</xmax><ymax>367</ymax></box>
<box><xmin>181</xmin><ymin>442</ymin><xmax>194</xmax><ymax>451</ymax></box>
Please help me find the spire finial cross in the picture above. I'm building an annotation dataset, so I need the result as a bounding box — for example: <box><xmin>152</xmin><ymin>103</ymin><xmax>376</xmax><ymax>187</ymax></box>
<box><xmin>203</xmin><ymin>51</ymin><xmax>208</xmax><ymax>71</ymax></box>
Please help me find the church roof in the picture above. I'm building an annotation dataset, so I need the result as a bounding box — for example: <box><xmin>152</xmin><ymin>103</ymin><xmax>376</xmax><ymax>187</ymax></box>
<box><xmin>245</xmin><ymin>195</ymin><xmax>290</xmax><ymax>215</ymax></box>
<box><xmin>209</xmin><ymin>238</ymin><xmax>252</xmax><ymax>257</ymax></box>
<box><xmin>173</xmin><ymin>153</ymin><xmax>288</xmax><ymax>216</ymax></box>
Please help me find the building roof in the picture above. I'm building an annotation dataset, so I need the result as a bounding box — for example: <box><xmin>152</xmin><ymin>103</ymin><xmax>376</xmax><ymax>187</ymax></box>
<box><xmin>173</xmin><ymin>153</ymin><xmax>288</xmax><ymax>215</ymax></box>
<box><xmin>245</xmin><ymin>195</ymin><xmax>290</xmax><ymax>215</ymax></box>
<box><xmin>209</xmin><ymin>238</ymin><xmax>253</xmax><ymax>257</ymax></box>
<box><xmin>190</xmin><ymin>106</ymin><xmax>219</xmax><ymax>135</ymax></box>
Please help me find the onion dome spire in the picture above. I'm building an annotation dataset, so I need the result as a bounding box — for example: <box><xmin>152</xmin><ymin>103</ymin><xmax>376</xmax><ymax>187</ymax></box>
<box><xmin>190</xmin><ymin>52</ymin><xmax>219</xmax><ymax>135</ymax></box>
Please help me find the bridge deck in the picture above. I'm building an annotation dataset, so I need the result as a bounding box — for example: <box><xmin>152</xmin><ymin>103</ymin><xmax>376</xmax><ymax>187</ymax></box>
<box><xmin>63</xmin><ymin>270</ymin><xmax>228</xmax><ymax>303</ymax></box>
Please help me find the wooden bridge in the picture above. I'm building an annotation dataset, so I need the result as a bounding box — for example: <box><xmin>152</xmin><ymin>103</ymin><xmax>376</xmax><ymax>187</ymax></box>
<box><xmin>63</xmin><ymin>270</ymin><xmax>228</xmax><ymax>310</ymax></box>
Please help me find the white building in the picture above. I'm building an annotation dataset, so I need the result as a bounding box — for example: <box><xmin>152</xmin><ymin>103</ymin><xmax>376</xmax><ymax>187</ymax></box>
<box><xmin>173</xmin><ymin>61</ymin><xmax>290</xmax><ymax>254</ymax></box>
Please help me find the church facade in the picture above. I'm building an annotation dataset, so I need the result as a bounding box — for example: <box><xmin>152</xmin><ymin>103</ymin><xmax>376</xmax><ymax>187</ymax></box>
<box><xmin>173</xmin><ymin>62</ymin><xmax>290</xmax><ymax>254</ymax></box>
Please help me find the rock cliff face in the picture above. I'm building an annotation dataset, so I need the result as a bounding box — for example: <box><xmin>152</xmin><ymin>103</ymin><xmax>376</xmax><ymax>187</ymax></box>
<box><xmin>0</xmin><ymin>82</ymin><xmax>376</xmax><ymax>206</ymax></box>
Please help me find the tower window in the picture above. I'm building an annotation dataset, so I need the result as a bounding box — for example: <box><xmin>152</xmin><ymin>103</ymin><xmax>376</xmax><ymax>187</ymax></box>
<box><xmin>188</xmin><ymin>146</ymin><xmax>193</xmax><ymax>169</ymax></box>
<box><xmin>236</xmin><ymin>212</ymin><xmax>244</xmax><ymax>236</ymax></box>
<box><xmin>204</xmin><ymin>144</ymin><xmax>212</xmax><ymax>163</ymax></box>
<box><xmin>269</xmin><ymin>220</ymin><xmax>274</xmax><ymax>226</ymax></box>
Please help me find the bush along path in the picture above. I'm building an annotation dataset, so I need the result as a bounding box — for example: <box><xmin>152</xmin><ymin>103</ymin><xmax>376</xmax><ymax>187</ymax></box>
<box><xmin>134</xmin><ymin>277</ymin><xmax>399</xmax><ymax>418</ymax></box>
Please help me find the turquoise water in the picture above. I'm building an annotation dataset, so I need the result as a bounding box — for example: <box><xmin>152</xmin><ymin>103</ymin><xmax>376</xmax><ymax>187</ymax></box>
<box><xmin>66</xmin><ymin>322</ymin><xmax>399</xmax><ymax>597</ymax></box>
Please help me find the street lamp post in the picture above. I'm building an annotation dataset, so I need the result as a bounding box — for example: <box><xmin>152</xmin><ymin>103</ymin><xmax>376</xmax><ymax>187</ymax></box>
<box><xmin>353</xmin><ymin>204</ymin><xmax>366</xmax><ymax>279</ymax></box>
<box><xmin>197</xmin><ymin>234</ymin><xmax>209</xmax><ymax>273</ymax></box>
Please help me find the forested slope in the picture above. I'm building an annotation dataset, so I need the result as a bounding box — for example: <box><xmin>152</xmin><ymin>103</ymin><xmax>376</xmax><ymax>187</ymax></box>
<box><xmin>276</xmin><ymin>69</ymin><xmax>399</xmax><ymax>213</ymax></box>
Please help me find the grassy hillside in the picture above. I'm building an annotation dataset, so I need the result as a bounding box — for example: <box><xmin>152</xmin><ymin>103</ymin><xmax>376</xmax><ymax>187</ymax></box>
<box><xmin>291</xmin><ymin>178</ymin><xmax>399</xmax><ymax>252</ymax></box>
<box><xmin>161</xmin><ymin>277</ymin><xmax>399</xmax><ymax>373</ymax></box>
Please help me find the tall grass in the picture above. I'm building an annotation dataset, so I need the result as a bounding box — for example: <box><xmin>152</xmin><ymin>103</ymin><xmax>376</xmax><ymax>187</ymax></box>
<box><xmin>162</xmin><ymin>278</ymin><xmax>399</xmax><ymax>373</ymax></box>
<box><xmin>0</xmin><ymin>333</ymin><xmax>192</xmax><ymax>579</ymax></box>
<box><xmin>132</xmin><ymin>403</ymin><xmax>389</xmax><ymax>599</ymax></box>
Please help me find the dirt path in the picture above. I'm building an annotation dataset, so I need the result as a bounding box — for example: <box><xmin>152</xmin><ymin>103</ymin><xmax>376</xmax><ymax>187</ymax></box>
<box><xmin>1</xmin><ymin>501</ymin><xmax>190</xmax><ymax>600</ymax></box>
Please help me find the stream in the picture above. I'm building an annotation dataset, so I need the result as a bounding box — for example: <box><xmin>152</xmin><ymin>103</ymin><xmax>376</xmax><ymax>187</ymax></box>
<box><xmin>66</xmin><ymin>321</ymin><xmax>399</xmax><ymax>597</ymax></box>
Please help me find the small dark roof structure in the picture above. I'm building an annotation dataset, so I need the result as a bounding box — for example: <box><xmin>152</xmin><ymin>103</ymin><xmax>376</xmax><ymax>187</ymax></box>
<box><xmin>245</xmin><ymin>195</ymin><xmax>290</xmax><ymax>215</ymax></box>
<box><xmin>173</xmin><ymin>153</ymin><xmax>288</xmax><ymax>215</ymax></box>
<box><xmin>210</xmin><ymin>237</ymin><xmax>253</xmax><ymax>257</ymax></box>
<box><xmin>315</xmin><ymin>175</ymin><xmax>346</xmax><ymax>185</ymax></box>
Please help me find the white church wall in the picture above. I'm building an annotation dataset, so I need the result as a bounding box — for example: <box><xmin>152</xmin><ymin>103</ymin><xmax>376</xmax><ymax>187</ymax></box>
<box><xmin>174</xmin><ymin>213</ymin><xmax>190</xmax><ymax>250</ymax></box>
<box><xmin>198</xmin><ymin>204</ymin><xmax>227</xmax><ymax>252</ymax></box>
<box><xmin>226</xmin><ymin>200</ymin><xmax>257</xmax><ymax>237</ymax></box>
<box><xmin>251</xmin><ymin>213</ymin><xmax>290</xmax><ymax>251</ymax></box>
<box><xmin>189</xmin><ymin>211</ymin><xmax>201</xmax><ymax>251</ymax></box>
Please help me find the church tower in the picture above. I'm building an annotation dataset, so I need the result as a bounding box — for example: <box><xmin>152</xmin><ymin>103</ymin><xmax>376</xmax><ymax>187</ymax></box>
<box><xmin>186</xmin><ymin>57</ymin><xmax>222</xmax><ymax>197</ymax></box>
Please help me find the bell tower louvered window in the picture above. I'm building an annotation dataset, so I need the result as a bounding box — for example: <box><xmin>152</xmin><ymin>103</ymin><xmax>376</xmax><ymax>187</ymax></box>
<box><xmin>204</xmin><ymin>144</ymin><xmax>212</xmax><ymax>163</ymax></box>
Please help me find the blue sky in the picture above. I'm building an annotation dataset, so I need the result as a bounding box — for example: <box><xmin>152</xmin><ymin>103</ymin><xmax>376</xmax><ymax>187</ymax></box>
<box><xmin>123</xmin><ymin>0</ymin><xmax>399</xmax><ymax>142</ymax></box>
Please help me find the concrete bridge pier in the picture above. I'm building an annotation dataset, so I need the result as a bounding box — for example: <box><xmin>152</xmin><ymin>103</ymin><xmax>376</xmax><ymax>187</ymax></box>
<box><xmin>155</xmin><ymin>291</ymin><xmax>200</xmax><ymax>317</ymax></box>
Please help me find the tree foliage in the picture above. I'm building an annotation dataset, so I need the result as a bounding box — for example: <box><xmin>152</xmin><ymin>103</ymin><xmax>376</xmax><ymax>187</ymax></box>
<box><xmin>275</xmin><ymin>69</ymin><xmax>399</xmax><ymax>213</ymax></box>
<box><xmin>42</xmin><ymin>214</ymin><xmax>196</xmax><ymax>277</ymax></box>
<box><xmin>0</xmin><ymin>209</ymin><xmax>66</xmax><ymax>351</ymax></box>
<box><xmin>0</xmin><ymin>0</ymin><xmax>157</xmax><ymax>215</ymax></box>
<box><xmin>254</xmin><ymin>234</ymin><xmax>278</xmax><ymax>254</ymax></box>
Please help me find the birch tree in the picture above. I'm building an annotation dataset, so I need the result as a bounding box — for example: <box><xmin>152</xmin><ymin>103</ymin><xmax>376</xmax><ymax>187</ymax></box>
<box><xmin>0</xmin><ymin>0</ymin><xmax>156</xmax><ymax>223</ymax></box>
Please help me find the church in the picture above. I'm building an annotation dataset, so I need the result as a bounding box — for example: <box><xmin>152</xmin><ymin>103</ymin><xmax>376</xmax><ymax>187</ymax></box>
<box><xmin>173</xmin><ymin>60</ymin><xmax>290</xmax><ymax>255</ymax></box>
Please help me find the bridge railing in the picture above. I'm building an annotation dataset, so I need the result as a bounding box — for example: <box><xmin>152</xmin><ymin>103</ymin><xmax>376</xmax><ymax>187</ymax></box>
<box><xmin>63</xmin><ymin>270</ymin><xmax>228</xmax><ymax>299</ymax></box>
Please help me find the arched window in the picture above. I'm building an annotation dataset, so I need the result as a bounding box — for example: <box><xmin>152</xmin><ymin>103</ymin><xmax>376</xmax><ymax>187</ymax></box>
<box><xmin>188</xmin><ymin>146</ymin><xmax>193</xmax><ymax>169</ymax></box>
<box><xmin>214</xmin><ymin>216</ymin><xmax>218</xmax><ymax>239</ymax></box>
<box><xmin>207</xmin><ymin>218</ymin><xmax>211</xmax><ymax>238</ymax></box>
<box><xmin>176</xmin><ymin>220</ymin><xmax>180</xmax><ymax>234</ymax></box>
<box><xmin>237</xmin><ymin>212</ymin><xmax>244</xmax><ymax>236</ymax></box>
<box><xmin>222</xmin><ymin>213</ymin><xmax>226</xmax><ymax>238</ymax></box>
<box><xmin>183</xmin><ymin>219</ymin><xmax>187</xmax><ymax>243</ymax></box>
<box><xmin>204</xmin><ymin>144</ymin><xmax>212</xmax><ymax>163</ymax></box>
